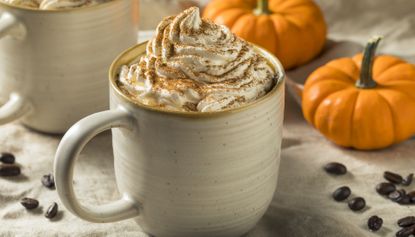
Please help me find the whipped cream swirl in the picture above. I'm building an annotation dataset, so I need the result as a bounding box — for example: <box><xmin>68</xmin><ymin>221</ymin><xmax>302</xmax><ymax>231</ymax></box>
<box><xmin>1</xmin><ymin>0</ymin><xmax>109</xmax><ymax>9</ymax></box>
<box><xmin>118</xmin><ymin>7</ymin><xmax>276</xmax><ymax>112</ymax></box>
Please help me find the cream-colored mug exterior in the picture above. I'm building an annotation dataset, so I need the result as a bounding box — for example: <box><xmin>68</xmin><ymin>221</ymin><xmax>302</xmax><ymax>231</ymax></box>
<box><xmin>54</xmin><ymin>42</ymin><xmax>285</xmax><ymax>237</ymax></box>
<box><xmin>0</xmin><ymin>0</ymin><xmax>139</xmax><ymax>133</ymax></box>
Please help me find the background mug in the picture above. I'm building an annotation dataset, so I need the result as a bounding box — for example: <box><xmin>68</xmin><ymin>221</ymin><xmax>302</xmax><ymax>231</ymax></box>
<box><xmin>54</xmin><ymin>42</ymin><xmax>285</xmax><ymax>237</ymax></box>
<box><xmin>0</xmin><ymin>0</ymin><xmax>139</xmax><ymax>134</ymax></box>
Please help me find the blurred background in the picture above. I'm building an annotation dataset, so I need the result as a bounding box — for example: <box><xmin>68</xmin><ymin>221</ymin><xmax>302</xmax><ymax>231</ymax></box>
<box><xmin>139</xmin><ymin>0</ymin><xmax>415</xmax><ymax>61</ymax></box>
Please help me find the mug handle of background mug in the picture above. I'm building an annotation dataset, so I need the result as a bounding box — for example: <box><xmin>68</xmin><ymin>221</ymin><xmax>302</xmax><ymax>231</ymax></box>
<box><xmin>54</xmin><ymin>108</ymin><xmax>141</xmax><ymax>223</ymax></box>
<box><xmin>0</xmin><ymin>12</ymin><xmax>31</xmax><ymax>124</ymax></box>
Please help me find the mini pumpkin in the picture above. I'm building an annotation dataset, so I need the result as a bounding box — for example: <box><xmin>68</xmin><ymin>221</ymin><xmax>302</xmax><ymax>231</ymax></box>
<box><xmin>203</xmin><ymin>0</ymin><xmax>327</xmax><ymax>70</ymax></box>
<box><xmin>302</xmin><ymin>37</ymin><xmax>415</xmax><ymax>150</ymax></box>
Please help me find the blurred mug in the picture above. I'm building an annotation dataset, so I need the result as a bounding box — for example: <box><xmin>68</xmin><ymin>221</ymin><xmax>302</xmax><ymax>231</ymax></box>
<box><xmin>54</xmin><ymin>42</ymin><xmax>285</xmax><ymax>237</ymax></box>
<box><xmin>0</xmin><ymin>0</ymin><xmax>139</xmax><ymax>134</ymax></box>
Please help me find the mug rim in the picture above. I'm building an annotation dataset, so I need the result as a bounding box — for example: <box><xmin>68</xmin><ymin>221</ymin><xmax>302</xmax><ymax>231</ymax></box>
<box><xmin>109</xmin><ymin>41</ymin><xmax>285</xmax><ymax>118</ymax></box>
<box><xmin>0</xmin><ymin>0</ymin><xmax>122</xmax><ymax>13</ymax></box>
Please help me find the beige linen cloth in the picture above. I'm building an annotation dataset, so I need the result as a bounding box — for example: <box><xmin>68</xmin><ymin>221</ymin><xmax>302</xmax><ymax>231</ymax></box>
<box><xmin>1</xmin><ymin>0</ymin><xmax>415</xmax><ymax>236</ymax></box>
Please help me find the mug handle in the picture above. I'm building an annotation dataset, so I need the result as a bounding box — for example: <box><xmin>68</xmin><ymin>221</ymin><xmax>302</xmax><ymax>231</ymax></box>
<box><xmin>54</xmin><ymin>108</ymin><xmax>141</xmax><ymax>223</ymax></box>
<box><xmin>0</xmin><ymin>12</ymin><xmax>31</xmax><ymax>124</ymax></box>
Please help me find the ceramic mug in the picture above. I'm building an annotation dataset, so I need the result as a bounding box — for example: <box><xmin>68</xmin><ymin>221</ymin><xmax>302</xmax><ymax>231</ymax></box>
<box><xmin>0</xmin><ymin>0</ymin><xmax>139</xmax><ymax>134</ymax></box>
<box><xmin>54</xmin><ymin>42</ymin><xmax>285</xmax><ymax>237</ymax></box>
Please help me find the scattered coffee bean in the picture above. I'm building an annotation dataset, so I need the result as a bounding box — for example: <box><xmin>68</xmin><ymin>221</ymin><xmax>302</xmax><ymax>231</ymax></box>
<box><xmin>389</xmin><ymin>190</ymin><xmax>405</xmax><ymax>202</ymax></box>
<box><xmin>0</xmin><ymin>152</ymin><xmax>15</xmax><ymax>164</ymax></box>
<box><xmin>376</xmin><ymin>182</ymin><xmax>396</xmax><ymax>195</ymax></box>
<box><xmin>41</xmin><ymin>174</ymin><xmax>55</xmax><ymax>189</ymax></box>
<box><xmin>45</xmin><ymin>202</ymin><xmax>58</xmax><ymax>219</ymax></box>
<box><xmin>396</xmin><ymin>225</ymin><xmax>415</xmax><ymax>237</ymax></box>
<box><xmin>348</xmin><ymin>197</ymin><xmax>366</xmax><ymax>211</ymax></box>
<box><xmin>332</xmin><ymin>186</ymin><xmax>351</xmax><ymax>201</ymax></box>
<box><xmin>20</xmin><ymin>197</ymin><xmax>39</xmax><ymax>210</ymax></box>
<box><xmin>388</xmin><ymin>189</ymin><xmax>412</xmax><ymax>205</ymax></box>
<box><xmin>398</xmin><ymin>216</ymin><xmax>415</xmax><ymax>228</ymax></box>
<box><xmin>384</xmin><ymin>171</ymin><xmax>403</xmax><ymax>184</ymax></box>
<box><xmin>397</xmin><ymin>195</ymin><xmax>411</xmax><ymax>205</ymax></box>
<box><xmin>367</xmin><ymin>215</ymin><xmax>383</xmax><ymax>232</ymax></box>
<box><xmin>408</xmin><ymin>191</ymin><xmax>415</xmax><ymax>203</ymax></box>
<box><xmin>0</xmin><ymin>164</ymin><xmax>21</xmax><ymax>177</ymax></box>
<box><xmin>402</xmin><ymin>173</ymin><xmax>414</xmax><ymax>186</ymax></box>
<box><xmin>324</xmin><ymin>162</ymin><xmax>347</xmax><ymax>175</ymax></box>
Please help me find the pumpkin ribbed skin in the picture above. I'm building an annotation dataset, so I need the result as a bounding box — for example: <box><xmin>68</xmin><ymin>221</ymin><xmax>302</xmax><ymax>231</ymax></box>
<box><xmin>302</xmin><ymin>52</ymin><xmax>415</xmax><ymax>150</ymax></box>
<box><xmin>203</xmin><ymin>0</ymin><xmax>327</xmax><ymax>70</ymax></box>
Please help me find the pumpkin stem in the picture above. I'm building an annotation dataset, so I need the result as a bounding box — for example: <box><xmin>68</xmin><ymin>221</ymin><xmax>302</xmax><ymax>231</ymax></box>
<box><xmin>356</xmin><ymin>36</ymin><xmax>383</xmax><ymax>89</ymax></box>
<box><xmin>254</xmin><ymin>0</ymin><xmax>271</xmax><ymax>15</ymax></box>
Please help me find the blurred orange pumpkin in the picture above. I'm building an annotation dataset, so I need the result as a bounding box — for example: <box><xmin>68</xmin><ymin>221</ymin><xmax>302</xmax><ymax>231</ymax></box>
<box><xmin>203</xmin><ymin>0</ymin><xmax>327</xmax><ymax>70</ymax></box>
<box><xmin>302</xmin><ymin>37</ymin><xmax>415</xmax><ymax>150</ymax></box>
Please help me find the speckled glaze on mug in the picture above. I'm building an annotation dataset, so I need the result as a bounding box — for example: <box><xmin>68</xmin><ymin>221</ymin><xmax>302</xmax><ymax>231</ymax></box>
<box><xmin>54</xmin><ymin>42</ymin><xmax>285</xmax><ymax>237</ymax></box>
<box><xmin>0</xmin><ymin>0</ymin><xmax>139</xmax><ymax>133</ymax></box>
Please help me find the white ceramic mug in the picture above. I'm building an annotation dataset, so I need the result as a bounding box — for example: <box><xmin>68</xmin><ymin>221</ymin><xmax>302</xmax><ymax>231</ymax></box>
<box><xmin>54</xmin><ymin>42</ymin><xmax>285</xmax><ymax>237</ymax></box>
<box><xmin>0</xmin><ymin>0</ymin><xmax>139</xmax><ymax>134</ymax></box>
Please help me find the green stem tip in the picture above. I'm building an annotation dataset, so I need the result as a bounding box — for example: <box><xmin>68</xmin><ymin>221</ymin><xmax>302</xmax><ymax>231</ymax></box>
<box><xmin>355</xmin><ymin>36</ymin><xmax>383</xmax><ymax>89</ymax></box>
<box><xmin>254</xmin><ymin>0</ymin><xmax>271</xmax><ymax>15</ymax></box>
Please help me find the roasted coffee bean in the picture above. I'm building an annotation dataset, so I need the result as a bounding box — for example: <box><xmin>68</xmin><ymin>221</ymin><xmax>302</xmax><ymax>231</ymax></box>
<box><xmin>367</xmin><ymin>215</ymin><xmax>383</xmax><ymax>232</ymax></box>
<box><xmin>384</xmin><ymin>171</ymin><xmax>403</xmax><ymax>184</ymax></box>
<box><xmin>45</xmin><ymin>202</ymin><xmax>58</xmax><ymax>219</ymax></box>
<box><xmin>389</xmin><ymin>190</ymin><xmax>405</xmax><ymax>202</ymax></box>
<box><xmin>41</xmin><ymin>174</ymin><xmax>55</xmax><ymax>189</ymax></box>
<box><xmin>20</xmin><ymin>197</ymin><xmax>39</xmax><ymax>210</ymax></box>
<box><xmin>402</xmin><ymin>173</ymin><xmax>414</xmax><ymax>186</ymax></box>
<box><xmin>398</xmin><ymin>216</ymin><xmax>415</xmax><ymax>227</ymax></box>
<box><xmin>348</xmin><ymin>197</ymin><xmax>366</xmax><ymax>211</ymax></box>
<box><xmin>396</xmin><ymin>225</ymin><xmax>415</xmax><ymax>237</ymax></box>
<box><xmin>332</xmin><ymin>186</ymin><xmax>351</xmax><ymax>201</ymax></box>
<box><xmin>397</xmin><ymin>196</ymin><xmax>411</xmax><ymax>205</ymax></box>
<box><xmin>389</xmin><ymin>189</ymin><xmax>412</xmax><ymax>205</ymax></box>
<box><xmin>0</xmin><ymin>164</ymin><xmax>20</xmax><ymax>177</ymax></box>
<box><xmin>408</xmin><ymin>191</ymin><xmax>415</xmax><ymax>203</ymax></box>
<box><xmin>376</xmin><ymin>182</ymin><xmax>396</xmax><ymax>195</ymax></box>
<box><xmin>399</xmin><ymin>189</ymin><xmax>407</xmax><ymax>196</ymax></box>
<box><xmin>324</xmin><ymin>162</ymin><xmax>347</xmax><ymax>175</ymax></box>
<box><xmin>0</xmin><ymin>152</ymin><xmax>15</xmax><ymax>164</ymax></box>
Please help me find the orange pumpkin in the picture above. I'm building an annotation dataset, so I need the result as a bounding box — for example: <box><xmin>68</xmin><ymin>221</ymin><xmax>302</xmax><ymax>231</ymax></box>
<box><xmin>302</xmin><ymin>37</ymin><xmax>415</xmax><ymax>150</ymax></box>
<box><xmin>203</xmin><ymin>0</ymin><xmax>327</xmax><ymax>70</ymax></box>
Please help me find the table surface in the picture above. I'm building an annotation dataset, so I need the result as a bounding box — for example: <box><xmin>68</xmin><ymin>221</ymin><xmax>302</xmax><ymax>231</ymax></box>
<box><xmin>2</xmin><ymin>1</ymin><xmax>415</xmax><ymax>236</ymax></box>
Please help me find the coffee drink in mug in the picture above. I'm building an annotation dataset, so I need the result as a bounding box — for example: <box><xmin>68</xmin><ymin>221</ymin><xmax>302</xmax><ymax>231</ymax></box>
<box><xmin>54</xmin><ymin>7</ymin><xmax>285</xmax><ymax>237</ymax></box>
<box><xmin>0</xmin><ymin>0</ymin><xmax>139</xmax><ymax>133</ymax></box>
<box><xmin>118</xmin><ymin>7</ymin><xmax>275</xmax><ymax>112</ymax></box>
